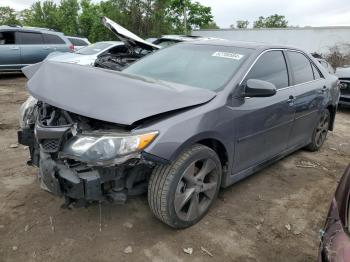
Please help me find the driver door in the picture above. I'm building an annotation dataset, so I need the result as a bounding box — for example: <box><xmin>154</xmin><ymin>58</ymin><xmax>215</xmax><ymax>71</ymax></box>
<box><xmin>232</xmin><ymin>50</ymin><xmax>296</xmax><ymax>173</ymax></box>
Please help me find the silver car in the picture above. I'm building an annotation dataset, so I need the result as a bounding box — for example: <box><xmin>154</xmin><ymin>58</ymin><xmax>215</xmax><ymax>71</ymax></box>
<box><xmin>0</xmin><ymin>25</ymin><xmax>72</xmax><ymax>72</ymax></box>
<box><xmin>47</xmin><ymin>41</ymin><xmax>126</xmax><ymax>66</ymax></box>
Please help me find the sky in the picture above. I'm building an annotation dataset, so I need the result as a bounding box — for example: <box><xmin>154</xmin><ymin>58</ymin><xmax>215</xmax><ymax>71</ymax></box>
<box><xmin>2</xmin><ymin>0</ymin><xmax>350</xmax><ymax>28</ymax></box>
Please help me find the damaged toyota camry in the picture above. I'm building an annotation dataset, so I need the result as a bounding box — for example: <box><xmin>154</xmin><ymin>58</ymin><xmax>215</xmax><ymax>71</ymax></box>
<box><xmin>18</xmin><ymin>40</ymin><xmax>340</xmax><ymax>228</ymax></box>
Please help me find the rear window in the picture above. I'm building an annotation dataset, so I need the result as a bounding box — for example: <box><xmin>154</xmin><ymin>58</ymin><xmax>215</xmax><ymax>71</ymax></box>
<box><xmin>124</xmin><ymin>43</ymin><xmax>253</xmax><ymax>91</ymax></box>
<box><xmin>17</xmin><ymin>32</ymin><xmax>44</xmax><ymax>45</ymax></box>
<box><xmin>287</xmin><ymin>51</ymin><xmax>314</xmax><ymax>84</ymax></box>
<box><xmin>43</xmin><ymin>33</ymin><xmax>65</xmax><ymax>44</ymax></box>
<box><xmin>0</xmin><ymin>31</ymin><xmax>15</xmax><ymax>44</ymax></box>
<box><xmin>68</xmin><ymin>38</ymin><xmax>88</xmax><ymax>46</ymax></box>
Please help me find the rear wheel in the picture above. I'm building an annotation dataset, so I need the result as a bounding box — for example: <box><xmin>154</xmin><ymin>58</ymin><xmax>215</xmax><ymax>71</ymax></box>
<box><xmin>148</xmin><ymin>144</ymin><xmax>222</xmax><ymax>228</ymax></box>
<box><xmin>306</xmin><ymin>109</ymin><xmax>330</xmax><ymax>151</ymax></box>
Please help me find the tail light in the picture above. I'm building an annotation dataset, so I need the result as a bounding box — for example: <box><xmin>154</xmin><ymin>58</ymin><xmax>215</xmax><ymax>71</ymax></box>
<box><xmin>69</xmin><ymin>44</ymin><xmax>75</xmax><ymax>52</ymax></box>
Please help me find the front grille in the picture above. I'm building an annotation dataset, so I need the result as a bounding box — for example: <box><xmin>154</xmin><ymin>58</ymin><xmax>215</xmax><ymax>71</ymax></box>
<box><xmin>40</xmin><ymin>139</ymin><xmax>60</xmax><ymax>153</ymax></box>
<box><xmin>339</xmin><ymin>78</ymin><xmax>350</xmax><ymax>95</ymax></box>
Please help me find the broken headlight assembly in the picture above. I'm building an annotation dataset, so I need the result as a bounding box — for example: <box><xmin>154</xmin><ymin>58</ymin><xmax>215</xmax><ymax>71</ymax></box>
<box><xmin>19</xmin><ymin>96</ymin><xmax>37</xmax><ymax>129</ymax></box>
<box><xmin>60</xmin><ymin>131</ymin><xmax>158</xmax><ymax>165</ymax></box>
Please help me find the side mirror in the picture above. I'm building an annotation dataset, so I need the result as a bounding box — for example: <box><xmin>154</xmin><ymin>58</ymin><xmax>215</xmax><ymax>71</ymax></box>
<box><xmin>242</xmin><ymin>79</ymin><xmax>277</xmax><ymax>97</ymax></box>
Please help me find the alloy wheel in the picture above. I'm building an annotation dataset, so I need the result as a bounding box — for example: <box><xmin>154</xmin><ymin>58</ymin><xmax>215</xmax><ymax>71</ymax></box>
<box><xmin>315</xmin><ymin>111</ymin><xmax>330</xmax><ymax>148</ymax></box>
<box><xmin>174</xmin><ymin>158</ymin><xmax>219</xmax><ymax>221</ymax></box>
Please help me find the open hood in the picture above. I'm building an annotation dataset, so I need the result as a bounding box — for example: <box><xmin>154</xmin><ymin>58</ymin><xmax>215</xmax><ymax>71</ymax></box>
<box><xmin>23</xmin><ymin>61</ymin><xmax>215</xmax><ymax>126</ymax></box>
<box><xmin>101</xmin><ymin>16</ymin><xmax>160</xmax><ymax>51</ymax></box>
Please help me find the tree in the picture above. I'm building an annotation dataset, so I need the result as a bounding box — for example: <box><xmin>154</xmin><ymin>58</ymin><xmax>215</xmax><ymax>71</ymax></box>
<box><xmin>236</xmin><ymin>20</ymin><xmax>249</xmax><ymax>29</ymax></box>
<box><xmin>17</xmin><ymin>0</ymin><xmax>216</xmax><ymax>41</ymax></box>
<box><xmin>58</xmin><ymin>0</ymin><xmax>80</xmax><ymax>35</ymax></box>
<box><xmin>253</xmin><ymin>14</ymin><xmax>288</xmax><ymax>28</ymax></box>
<box><xmin>200</xmin><ymin>22</ymin><xmax>219</xmax><ymax>29</ymax></box>
<box><xmin>168</xmin><ymin>0</ymin><xmax>214</xmax><ymax>34</ymax></box>
<box><xmin>0</xmin><ymin>6</ymin><xmax>20</xmax><ymax>25</ymax></box>
<box><xmin>22</xmin><ymin>1</ymin><xmax>59</xmax><ymax>30</ymax></box>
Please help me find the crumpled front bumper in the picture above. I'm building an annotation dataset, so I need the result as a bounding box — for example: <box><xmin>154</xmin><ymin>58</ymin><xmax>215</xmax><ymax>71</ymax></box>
<box><xmin>39</xmin><ymin>152</ymin><xmax>104</xmax><ymax>201</ymax></box>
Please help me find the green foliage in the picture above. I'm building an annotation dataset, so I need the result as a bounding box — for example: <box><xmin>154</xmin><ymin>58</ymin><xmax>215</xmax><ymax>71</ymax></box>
<box><xmin>200</xmin><ymin>22</ymin><xmax>219</xmax><ymax>29</ymax></box>
<box><xmin>0</xmin><ymin>6</ymin><xmax>20</xmax><ymax>25</ymax></box>
<box><xmin>5</xmin><ymin>0</ymin><xmax>214</xmax><ymax>41</ymax></box>
<box><xmin>253</xmin><ymin>14</ymin><xmax>288</xmax><ymax>28</ymax></box>
<box><xmin>22</xmin><ymin>1</ymin><xmax>60</xmax><ymax>30</ymax></box>
<box><xmin>236</xmin><ymin>20</ymin><xmax>249</xmax><ymax>29</ymax></box>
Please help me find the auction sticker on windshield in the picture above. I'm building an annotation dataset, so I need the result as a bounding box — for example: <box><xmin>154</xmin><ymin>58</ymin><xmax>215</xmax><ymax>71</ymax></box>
<box><xmin>212</xmin><ymin>52</ymin><xmax>244</xmax><ymax>60</ymax></box>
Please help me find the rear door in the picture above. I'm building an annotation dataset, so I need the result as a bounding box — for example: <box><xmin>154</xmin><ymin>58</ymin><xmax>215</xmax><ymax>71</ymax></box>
<box><xmin>232</xmin><ymin>50</ymin><xmax>296</xmax><ymax>173</ymax></box>
<box><xmin>16</xmin><ymin>31</ymin><xmax>47</xmax><ymax>64</ymax></box>
<box><xmin>285</xmin><ymin>51</ymin><xmax>327</xmax><ymax>148</ymax></box>
<box><xmin>0</xmin><ymin>30</ymin><xmax>21</xmax><ymax>70</ymax></box>
<box><xmin>43</xmin><ymin>33</ymin><xmax>69</xmax><ymax>53</ymax></box>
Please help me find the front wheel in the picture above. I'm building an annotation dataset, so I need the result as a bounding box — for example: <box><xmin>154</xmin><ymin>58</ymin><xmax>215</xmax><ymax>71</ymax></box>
<box><xmin>148</xmin><ymin>144</ymin><xmax>222</xmax><ymax>228</ymax></box>
<box><xmin>306</xmin><ymin>109</ymin><xmax>330</xmax><ymax>151</ymax></box>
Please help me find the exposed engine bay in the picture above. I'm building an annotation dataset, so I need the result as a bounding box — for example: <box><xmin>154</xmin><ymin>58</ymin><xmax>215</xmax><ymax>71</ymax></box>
<box><xmin>18</xmin><ymin>101</ymin><xmax>156</xmax><ymax>208</ymax></box>
<box><xmin>94</xmin><ymin>16</ymin><xmax>159</xmax><ymax>71</ymax></box>
<box><xmin>94</xmin><ymin>50</ymin><xmax>148</xmax><ymax>71</ymax></box>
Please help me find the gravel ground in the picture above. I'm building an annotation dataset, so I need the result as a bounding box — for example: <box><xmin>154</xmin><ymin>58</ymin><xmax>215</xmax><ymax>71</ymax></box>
<box><xmin>0</xmin><ymin>74</ymin><xmax>349</xmax><ymax>262</ymax></box>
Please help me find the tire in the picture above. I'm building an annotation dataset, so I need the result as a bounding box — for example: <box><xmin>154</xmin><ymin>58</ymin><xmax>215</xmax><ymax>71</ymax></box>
<box><xmin>306</xmin><ymin>109</ymin><xmax>330</xmax><ymax>152</ymax></box>
<box><xmin>148</xmin><ymin>144</ymin><xmax>222</xmax><ymax>229</ymax></box>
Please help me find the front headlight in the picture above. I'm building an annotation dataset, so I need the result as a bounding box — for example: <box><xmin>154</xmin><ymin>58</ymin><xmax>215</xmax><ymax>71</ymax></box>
<box><xmin>61</xmin><ymin>131</ymin><xmax>158</xmax><ymax>164</ymax></box>
<box><xmin>19</xmin><ymin>96</ymin><xmax>37</xmax><ymax>129</ymax></box>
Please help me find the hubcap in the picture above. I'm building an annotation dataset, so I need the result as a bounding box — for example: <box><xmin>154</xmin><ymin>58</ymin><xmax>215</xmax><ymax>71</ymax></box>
<box><xmin>315</xmin><ymin>112</ymin><xmax>329</xmax><ymax>147</ymax></box>
<box><xmin>174</xmin><ymin>158</ymin><xmax>219</xmax><ymax>221</ymax></box>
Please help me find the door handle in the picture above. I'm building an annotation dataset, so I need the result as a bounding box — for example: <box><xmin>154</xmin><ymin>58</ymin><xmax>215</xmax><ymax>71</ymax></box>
<box><xmin>287</xmin><ymin>95</ymin><xmax>295</xmax><ymax>106</ymax></box>
<box><xmin>10</xmin><ymin>46</ymin><xmax>19</xmax><ymax>50</ymax></box>
<box><xmin>318</xmin><ymin>86</ymin><xmax>327</xmax><ymax>94</ymax></box>
<box><xmin>43</xmin><ymin>46</ymin><xmax>51</xmax><ymax>50</ymax></box>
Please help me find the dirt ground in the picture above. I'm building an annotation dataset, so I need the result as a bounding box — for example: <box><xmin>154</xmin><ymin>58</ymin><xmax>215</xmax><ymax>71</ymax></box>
<box><xmin>0</xmin><ymin>74</ymin><xmax>349</xmax><ymax>262</ymax></box>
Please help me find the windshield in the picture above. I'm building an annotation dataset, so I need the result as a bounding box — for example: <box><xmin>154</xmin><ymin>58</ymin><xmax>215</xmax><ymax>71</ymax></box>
<box><xmin>123</xmin><ymin>43</ymin><xmax>253</xmax><ymax>90</ymax></box>
<box><xmin>76</xmin><ymin>42</ymin><xmax>113</xmax><ymax>55</ymax></box>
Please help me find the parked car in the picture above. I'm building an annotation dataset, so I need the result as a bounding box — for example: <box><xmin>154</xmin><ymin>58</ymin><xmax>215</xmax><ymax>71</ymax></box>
<box><xmin>0</xmin><ymin>26</ymin><xmax>72</xmax><ymax>72</ymax></box>
<box><xmin>94</xmin><ymin>17</ymin><xmax>221</xmax><ymax>71</ymax></box>
<box><xmin>318</xmin><ymin>165</ymin><xmax>350</xmax><ymax>261</ymax></box>
<box><xmin>317</xmin><ymin>58</ymin><xmax>335</xmax><ymax>74</ymax></box>
<box><xmin>18</xmin><ymin>40</ymin><xmax>339</xmax><ymax>228</ymax></box>
<box><xmin>336</xmin><ymin>67</ymin><xmax>350</xmax><ymax>106</ymax></box>
<box><xmin>47</xmin><ymin>17</ymin><xmax>160</xmax><ymax>69</ymax></box>
<box><xmin>152</xmin><ymin>35</ymin><xmax>212</xmax><ymax>48</ymax></box>
<box><xmin>66</xmin><ymin>36</ymin><xmax>90</xmax><ymax>51</ymax></box>
<box><xmin>47</xmin><ymin>41</ymin><xmax>126</xmax><ymax>66</ymax></box>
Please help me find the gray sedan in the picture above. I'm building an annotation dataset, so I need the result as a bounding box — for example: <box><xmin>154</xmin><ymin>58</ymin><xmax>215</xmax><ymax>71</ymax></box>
<box><xmin>19</xmin><ymin>40</ymin><xmax>339</xmax><ymax>228</ymax></box>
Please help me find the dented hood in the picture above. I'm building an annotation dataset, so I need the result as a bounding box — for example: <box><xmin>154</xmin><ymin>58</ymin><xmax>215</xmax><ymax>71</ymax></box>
<box><xmin>23</xmin><ymin>61</ymin><xmax>216</xmax><ymax>126</ymax></box>
<box><xmin>101</xmin><ymin>16</ymin><xmax>160</xmax><ymax>51</ymax></box>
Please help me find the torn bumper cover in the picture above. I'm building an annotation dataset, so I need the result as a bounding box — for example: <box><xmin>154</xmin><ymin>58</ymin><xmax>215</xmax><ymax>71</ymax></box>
<box><xmin>39</xmin><ymin>152</ymin><xmax>111</xmax><ymax>201</ymax></box>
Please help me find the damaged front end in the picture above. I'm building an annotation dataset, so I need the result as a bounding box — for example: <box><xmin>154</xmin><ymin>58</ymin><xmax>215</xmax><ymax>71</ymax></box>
<box><xmin>18</xmin><ymin>101</ymin><xmax>159</xmax><ymax>207</ymax></box>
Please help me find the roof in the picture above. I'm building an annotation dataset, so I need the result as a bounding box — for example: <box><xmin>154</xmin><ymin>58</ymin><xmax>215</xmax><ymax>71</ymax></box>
<box><xmin>97</xmin><ymin>41</ymin><xmax>124</xmax><ymax>45</ymax></box>
<box><xmin>194</xmin><ymin>26</ymin><xmax>350</xmax><ymax>32</ymax></box>
<box><xmin>160</xmin><ymin>34</ymin><xmax>223</xmax><ymax>42</ymax></box>
<box><xmin>181</xmin><ymin>39</ymin><xmax>302</xmax><ymax>51</ymax></box>
<box><xmin>0</xmin><ymin>25</ymin><xmax>63</xmax><ymax>34</ymax></box>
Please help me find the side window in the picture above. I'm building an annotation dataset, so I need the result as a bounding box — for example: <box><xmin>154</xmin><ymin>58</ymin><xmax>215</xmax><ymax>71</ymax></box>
<box><xmin>0</xmin><ymin>31</ymin><xmax>15</xmax><ymax>44</ymax></box>
<box><xmin>312</xmin><ymin>63</ymin><xmax>323</xmax><ymax>79</ymax></box>
<box><xmin>244</xmin><ymin>50</ymin><xmax>289</xmax><ymax>89</ymax></box>
<box><xmin>43</xmin><ymin>34</ymin><xmax>65</xmax><ymax>44</ymax></box>
<box><xmin>68</xmin><ymin>38</ymin><xmax>88</xmax><ymax>46</ymax></box>
<box><xmin>17</xmin><ymin>32</ymin><xmax>44</xmax><ymax>45</ymax></box>
<box><xmin>287</xmin><ymin>51</ymin><xmax>314</xmax><ymax>84</ymax></box>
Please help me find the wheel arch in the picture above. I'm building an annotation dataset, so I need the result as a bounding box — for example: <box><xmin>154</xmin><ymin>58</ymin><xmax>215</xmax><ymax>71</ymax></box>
<box><xmin>168</xmin><ymin>132</ymin><xmax>232</xmax><ymax>182</ymax></box>
<box><xmin>326</xmin><ymin>103</ymin><xmax>336</xmax><ymax>131</ymax></box>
